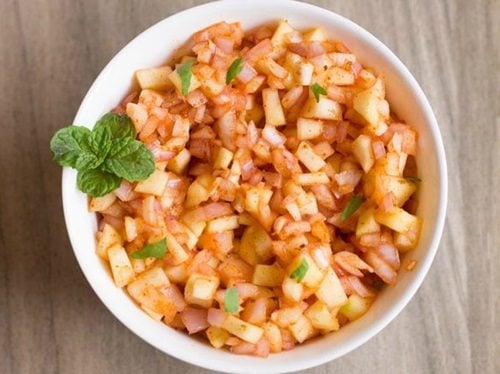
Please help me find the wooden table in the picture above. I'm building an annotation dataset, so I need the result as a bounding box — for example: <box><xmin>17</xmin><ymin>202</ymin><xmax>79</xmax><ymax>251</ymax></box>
<box><xmin>1</xmin><ymin>0</ymin><xmax>498</xmax><ymax>373</ymax></box>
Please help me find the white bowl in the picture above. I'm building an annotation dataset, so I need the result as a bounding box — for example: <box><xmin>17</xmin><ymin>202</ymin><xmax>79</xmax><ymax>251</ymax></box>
<box><xmin>62</xmin><ymin>0</ymin><xmax>448</xmax><ymax>372</ymax></box>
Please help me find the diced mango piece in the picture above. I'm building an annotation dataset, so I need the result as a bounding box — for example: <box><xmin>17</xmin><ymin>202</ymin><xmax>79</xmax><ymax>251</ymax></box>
<box><xmin>136</xmin><ymin>66</ymin><xmax>173</xmax><ymax>91</ymax></box>
<box><xmin>339</xmin><ymin>294</ymin><xmax>373</xmax><ymax>321</ymax></box>
<box><xmin>222</xmin><ymin>315</ymin><xmax>264</xmax><ymax>344</ymax></box>
<box><xmin>315</xmin><ymin>268</ymin><xmax>347</xmax><ymax>309</ymax></box>
<box><xmin>206</xmin><ymin>326</ymin><xmax>230</xmax><ymax>348</ymax></box>
<box><xmin>262</xmin><ymin>88</ymin><xmax>286</xmax><ymax>126</ymax></box>
<box><xmin>302</xmin><ymin>96</ymin><xmax>342</xmax><ymax>120</ymax></box>
<box><xmin>288</xmin><ymin>315</ymin><xmax>317</xmax><ymax>343</ymax></box>
<box><xmin>375</xmin><ymin>207</ymin><xmax>419</xmax><ymax>233</ymax></box>
<box><xmin>252</xmin><ymin>263</ymin><xmax>285</xmax><ymax>287</ymax></box>
<box><xmin>304</xmin><ymin>301</ymin><xmax>339</xmax><ymax>331</ymax></box>
<box><xmin>184</xmin><ymin>273</ymin><xmax>220</xmax><ymax>308</ymax></box>
<box><xmin>134</xmin><ymin>169</ymin><xmax>169</xmax><ymax>196</ymax></box>
<box><xmin>107</xmin><ymin>244</ymin><xmax>134</xmax><ymax>287</ymax></box>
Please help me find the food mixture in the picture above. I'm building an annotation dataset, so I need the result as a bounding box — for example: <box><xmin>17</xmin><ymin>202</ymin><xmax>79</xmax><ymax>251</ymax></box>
<box><xmin>79</xmin><ymin>20</ymin><xmax>421</xmax><ymax>356</ymax></box>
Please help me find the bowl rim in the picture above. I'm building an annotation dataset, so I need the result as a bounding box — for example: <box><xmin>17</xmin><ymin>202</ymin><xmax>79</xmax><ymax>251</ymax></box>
<box><xmin>62</xmin><ymin>0</ymin><xmax>448</xmax><ymax>372</ymax></box>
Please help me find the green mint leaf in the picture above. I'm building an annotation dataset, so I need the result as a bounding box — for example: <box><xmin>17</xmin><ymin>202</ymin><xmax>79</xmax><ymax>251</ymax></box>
<box><xmin>311</xmin><ymin>83</ymin><xmax>327</xmax><ymax>103</ymax></box>
<box><xmin>93</xmin><ymin>112</ymin><xmax>136</xmax><ymax>140</ymax></box>
<box><xmin>76</xmin><ymin>168</ymin><xmax>122</xmax><ymax>197</ymax></box>
<box><xmin>224</xmin><ymin>287</ymin><xmax>239</xmax><ymax>313</ymax></box>
<box><xmin>226</xmin><ymin>57</ymin><xmax>244</xmax><ymax>84</ymax></box>
<box><xmin>341</xmin><ymin>195</ymin><xmax>363</xmax><ymax>221</ymax></box>
<box><xmin>177</xmin><ymin>60</ymin><xmax>195</xmax><ymax>96</ymax></box>
<box><xmin>103</xmin><ymin>137</ymin><xmax>155</xmax><ymax>182</ymax></box>
<box><xmin>50</xmin><ymin>126</ymin><xmax>92</xmax><ymax>168</ymax></box>
<box><xmin>405</xmin><ymin>176</ymin><xmax>421</xmax><ymax>183</ymax></box>
<box><xmin>130</xmin><ymin>238</ymin><xmax>167</xmax><ymax>259</ymax></box>
<box><xmin>290</xmin><ymin>259</ymin><xmax>309</xmax><ymax>283</ymax></box>
<box><xmin>50</xmin><ymin>122</ymin><xmax>113</xmax><ymax>171</ymax></box>
<box><xmin>74</xmin><ymin>124</ymin><xmax>113</xmax><ymax>170</ymax></box>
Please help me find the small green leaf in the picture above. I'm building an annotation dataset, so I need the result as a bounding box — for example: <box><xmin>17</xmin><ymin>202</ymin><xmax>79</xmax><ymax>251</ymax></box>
<box><xmin>224</xmin><ymin>287</ymin><xmax>239</xmax><ymax>313</ymax></box>
<box><xmin>50</xmin><ymin>126</ymin><xmax>92</xmax><ymax>168</ymax></box>
<box><xmin>290</xmin><ymin>259</ymin><xmax>309</xmax><ymax>283</ymax></box>
<box><xmin>177</xmin><ymin>60</ymin><xmax>195</xmax><ymax>96</ymax></box>
<box><xmin>341</xmin><ymin>195</ymin><xmax>364</xmax><ymax>221</ymax></box>
<box><xmin>311</xmin><ymin>83</ymin><xmax>327</xmax><ymax>103</ymax></box>
<box><xmin>405</xmin><ymin>176</ymin><xmax>421</xmax><ymax>183</ymax></box>
<box><xmin>104</xmin><ymin>137</ymin><xmax>155</xmax><ymax>182</ymax></box>
<box><xmin>226</xmin><ymin>57</ymin><xmax>244</xmax><ymax>84</ymax></box>
<box><xmin>130</xmin><ymin>238</ymin><xmax>167</xmax><ymax>259</ymax></box>
<box><xmin>93</xmin><ymin>112</ymin><xmax>136</xmax><ymax>139</ymax></box>
<box><xmin>76</xmin><ymin>168</ymin><xmax>122</xmax><ymax>197</ymax></box>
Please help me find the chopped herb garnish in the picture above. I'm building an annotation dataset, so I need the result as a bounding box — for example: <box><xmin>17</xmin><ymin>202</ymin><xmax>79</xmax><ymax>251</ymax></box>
<box><xmin>341</xmin><ymin>195</ymin><xmax>363</xmax><ymax>221</ymax></box>
<box><xmin>226</xmin><ymin>57</ymin><xmax>244</xmax><ymax>84</ymax></box>
<box><xmin>405</xmin><ymin>176</ymin><xmax>422</xmax><ymax>183</ymax></box>
<box><xmin>177</xmin><ymin>60</ymin><xmax>195</xmax><ymax>96</ymax></box>
<box><xmin>130</xmin><ymin>238</ymin><xmax>167</xmax><ymax>259</ymax></box>
<box><xmin>311</xmin><ymin>82</ymin><xmax>327</xmax><ymax>102</ymax></box>
<box><xmin>290</xmin><ymin>259</ymin><xmax>309</xmax><ymax>282</ymax></box>
<box><xmin>224</xmin><ymin>287</ymin><xmax>239</xmax><ymax>313</ymax></box>
<box><xmin>49</xmin><ymin>112</ymin><xmax>155</xmax><ymax>197</ymax></box>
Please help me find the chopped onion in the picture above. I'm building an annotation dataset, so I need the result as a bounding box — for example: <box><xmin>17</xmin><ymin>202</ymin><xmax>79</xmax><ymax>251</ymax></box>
<box><xmin>207</xmin><ymin>308</ymin><xmax>227</xmax><ymax>327</ymax></box>
<box><xmin>181</xmin><ymin>308</ymin><xmax>209</xmax><ymax>334</ymax></box>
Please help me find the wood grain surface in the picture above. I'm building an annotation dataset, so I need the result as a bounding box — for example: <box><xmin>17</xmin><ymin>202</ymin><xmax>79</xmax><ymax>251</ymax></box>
<box><xmin>0</xmin><ymin>0</ymin><xmax>498</xmax><ymax>373</ymax></box>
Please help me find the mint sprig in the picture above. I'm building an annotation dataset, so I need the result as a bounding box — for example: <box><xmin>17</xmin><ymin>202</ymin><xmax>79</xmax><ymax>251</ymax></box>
<box><xmin>104</xmin><ymin>137</ymin><xmax>155</xmax><ymax>182</ymax></box>
<box><xmin>226</xmin><ymin>57</ymin><xmax>244</xmax><ymax>84</ymax></box>
<box><xmin>130</xmin><ymin>238</ymin><xmax>167</xmax><ymax>259</ymax></box>
<box><xmin>50</xmin><ymin>112</ymin><xmax>155</xmax><ymax>197</ymax></box>
<box><xmin>341</xmin><ymin>195</ymin><xmax>363</xmax><ymax>221</ymax></box>
<box><xmin>93</xmin><ymin>112</ymin><xmax>136</xmax><ymax>139</ymax></box>
<box><xmin>290</xmin><ymin>259</ymin><xmax>309</xmax><ymax>283</ymax></box>
<box><xmin>224</xmin><ymin>287</ymin><xmax>239</xmax><ymax>313</ymax></box>
<box><xmin>177</xmin><ymin>60</ymin><xmax>195</xmax><ymax>96</ymax></box>
<box><xmin>311</xmin><ymin>83</ymin><xmax>327</xmax><ymax>103</ymax></box>
<box><xmin>77</xmin><ymin>169</ymin><xmax>122</xmax><ymax>197</ymax></box>
<box><xmin>50</xmin><ymin>126</ymin><xmax>93</xmax><ymax>168</ymax></box>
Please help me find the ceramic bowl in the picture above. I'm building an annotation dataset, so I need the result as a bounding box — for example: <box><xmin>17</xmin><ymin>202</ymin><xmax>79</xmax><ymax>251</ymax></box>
<box><xmin>62</xmin><ymin>1</ymin><xmax>448</xmax><ymax>372</ymax></box>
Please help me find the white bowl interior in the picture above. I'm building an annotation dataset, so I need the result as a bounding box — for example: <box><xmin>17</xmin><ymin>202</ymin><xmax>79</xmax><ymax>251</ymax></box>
<box><xmin>62</xmin><ymin>0</ymin><xmax>447</xmax><ymax>373</ymax></box>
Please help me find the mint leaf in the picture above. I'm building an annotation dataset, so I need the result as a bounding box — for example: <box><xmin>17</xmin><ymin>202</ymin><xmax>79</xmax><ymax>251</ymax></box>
<box><xmin>224</xmin><ymin>287</ymin><xmax>239</xmax><ymax>313</ymax></box>
<box><xmin>50</xmin><ymin>126</ymin><xmax>92</xmax><ymax>168</ymax></box>
<box><xmin>93</xmin><ymin>112</ymin><xmax>136</xmax><ymax>139</ymax></box>
<box><xmin>226</xmin><ymin>57</ymin><xmax>244</xmax><ymax>84</ymax></box>
<box><xmin>290</xmin><ymin>259</ymin><xmax>309</xmax><ymax>282</ymax></box>
<box><xmin>104</xmin><ymin>137</ymin><xmax>155</xmax><ymax>181</ymax></box>
<box><xmin>341</xmin><ymin>195</ymin><xmax>363</xmax><ymax>221</ymax></box>
<box><xmin>76</xmin><ymin>168</ymin><xmax>121</xmax><ymax>197</ymax></box>
<box><xmin>130</xmin><ymin>238</ymin><xmax>167</xmax><ymax>259</ymax></box>
<box><xmin>74</xmin><ymin>124</ymin><xmax>112</xmax><ymax>170</ymax></box>
<box><xmin>311</xmin><ymin>83</ymin><xmax>327</xmax><ymax>103</ymax></box>
<box><xmin>50</xmin><ymin>123</ymin><xmax>113</xmax><ymax>170</ymax></box>
<box><xmin>177</xmin><ymin>60</ymin><xmax>195</xmax><ymax>96</ymax></box>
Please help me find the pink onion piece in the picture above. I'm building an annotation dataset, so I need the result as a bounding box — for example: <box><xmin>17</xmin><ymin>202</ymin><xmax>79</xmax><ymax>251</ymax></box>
<box><xmin>237</xmin><ymin>63</ymin><xmax>258</xmax><ymax>83</ymax></box>
<box><xmin>231</xmin><ymin>342</ymin><xmax>257</xmax><ymax>355</ymax></box>
<box><xmin>374</xmin><ymin>243</ymin><xmax>400</xmax><ymax>270</ymax></box>
<box><xmin>262</xmin><ymin>126</ymin><xmax>286</xmax><ymax>147</ymax></box>
<box><xmin>235</xmin><ymin>283</ymin><xmax>259</xmax><ymax>299</ymax></box>
<box><xmin>207</xmin><ymin>308</ymin><xmax>227</xmax><ymax>327</ymax></box>
<box><xmin>364</xmin><ymin>251</ymin><xmax>397</xmax><ymax>284</ymax></box>
<box><xmin>181</xmin><ymin>308</ymin><xmax>209</xmax><ymax>334</ymax></box>
<box><xmin>244</xmin><ymin>38</ymin><xmax>272</xmax><ymax>62</ymax></box>
<box><xmin>160</xmin><ymin>284</ymin><xmax>186</xmax><ymax>312</ymax></box>
<box><xmin>255</xmin><ymin>337</ymin><xmax>271</xmax><ymax>357</ymax></box>
<box><xmin>194</xmin><ymin>202</ymin><xmax>233</xmax><ymax>220</ymax></box>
